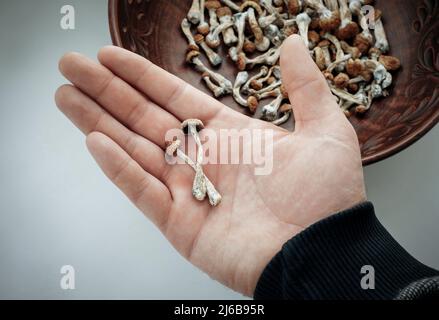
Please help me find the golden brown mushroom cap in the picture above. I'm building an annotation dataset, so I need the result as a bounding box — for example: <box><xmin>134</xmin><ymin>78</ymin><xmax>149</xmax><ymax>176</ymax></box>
<box><xmin>181</xmin><ymin>119</ymin><xmax>205</xmax><ymax>134</ymax></box>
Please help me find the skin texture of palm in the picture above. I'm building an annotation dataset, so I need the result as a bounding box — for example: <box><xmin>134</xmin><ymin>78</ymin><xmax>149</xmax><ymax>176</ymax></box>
<box><xmin>55</xmin><ymin>35</ymin><xmax>366</xmax><ymax>297</ymax></box>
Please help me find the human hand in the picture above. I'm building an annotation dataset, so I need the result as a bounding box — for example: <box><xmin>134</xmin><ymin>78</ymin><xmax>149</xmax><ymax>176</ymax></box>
<box><xmin>56</xmin><ymin>35</ymin><xmax>366</xmax><ymax>297</ymax></box>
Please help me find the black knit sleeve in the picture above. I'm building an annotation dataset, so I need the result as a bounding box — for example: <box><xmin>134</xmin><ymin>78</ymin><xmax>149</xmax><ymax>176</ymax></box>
<box><xmin>254</xmin><ymin>202</ymin><xmax>439</xmax><ymax>300</ymax></box>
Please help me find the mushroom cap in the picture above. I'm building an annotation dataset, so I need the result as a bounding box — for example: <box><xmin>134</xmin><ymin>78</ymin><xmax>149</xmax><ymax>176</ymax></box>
<box><xmin>186</xmin><ymin>50</ymin><xmax>200</xmax><ymax>63</ymax></box>
<box><xmin>319</xmin><ymin>11</ymin><xmax>341</xmax><ymax>32</ymax></box>
<box><xmin>346</xmin><ymin>59</ymin><xmax>364</xmax><ymax>77</ymax></box>
<box><xmin>181</xmin><ymin>119</ymin><xmax>205</xmax><ymax>134</ymax></box>
<box><xmin>243</xmin><ymin>39</ymin><xmax>256</xmax><ymax>54</ymax></box>
<box><xmin>334</xmin><ymin>73</ymin><xmax>350</xmax><ymax>89</ymax></box>
<box><xmin>247</xmin><ymin>96</ymin><xmax>259</xmax><ymax>113</ymax></box>
<box><xmin>308</xmin><ymin>30</ymin><xmax>321</xmax><ymax>45</ymax></box>
<box><xmin>354</xmin><ymin>33</ymin><xmax>373</xmax><ymax>54</ymax></box>
<box><xmin>287</xmin><ymin>0</ymin><xmax>302</xmax><ymax>15</ymax></box>
<box><xmin>165</xmin><ymin>139</ymin><xmax>181</xmax><ymax>156</ymax></box>
<box><xmin>216</xmin><ymin>6</ymin><xmax>232</xmax><ymax>18</ymax></box>
<box><xmin>193</xmin><ymin>34</ymin><xmax>204</xmax><ymax>44</ymax></box>
<box><xmin>197</xmin><ymin>24</ymin><xmax>210</xmax><ymax>36</ymax></box>
<box><xmin>347</xmin><ymin>83</ymin><xmax>359</xmax><ymax>94</ymax></box>
<box><xmin>379</xmin><ymin>55</ymin><xmax>401</xmax><ymax>71</ymax></box>
<box><xmin>250</xmin><ymin>79</ymin><xmax>263</xmax><ymax>91</ymax></box>
<box><xmin>336</xmin><ymin>22</ymin><xmax>360</xmax><ymax>40</ymax></box>
<box><xmin>205</xmin><ymin>0</ymin><xmax>221</xmax><ymax>10</ymax></box>
<box><xmin>236</xmin><ymin>53</ymin><xmax>247</xmax><ymax>71</ymax></box>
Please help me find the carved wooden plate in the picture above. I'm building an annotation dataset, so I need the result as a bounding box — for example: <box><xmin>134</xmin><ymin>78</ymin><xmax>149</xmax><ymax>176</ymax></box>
<box><xmin>109</xmin><ymin>0</ymin><xmax>439</xmax><ymax>165</ymax></box>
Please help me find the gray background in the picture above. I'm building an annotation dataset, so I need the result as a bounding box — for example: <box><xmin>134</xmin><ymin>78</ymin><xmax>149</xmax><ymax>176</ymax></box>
<box><xmin>0</xmin><ymin>0</ymin><xmax>437</xmax><ymax>299</ymax></box>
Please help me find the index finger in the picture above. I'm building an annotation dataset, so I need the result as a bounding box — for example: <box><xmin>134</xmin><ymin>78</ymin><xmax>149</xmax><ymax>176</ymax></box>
<box><xmin>97</xmin><ymin>46</ymin><xmax>223</xmax><ymax>121</ymax></box>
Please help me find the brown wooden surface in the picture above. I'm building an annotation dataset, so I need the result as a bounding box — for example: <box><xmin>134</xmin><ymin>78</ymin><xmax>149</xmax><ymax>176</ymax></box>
<box><xmin>108</xmin><ymin>0</ymin><xmax>439</xmax><ymax>165</ymax></box>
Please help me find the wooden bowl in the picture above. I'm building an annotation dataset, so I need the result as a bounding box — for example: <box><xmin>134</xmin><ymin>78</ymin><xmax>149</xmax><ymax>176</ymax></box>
<box><xmin>108</xmin><ymin>0</ymin><xmax>439</xmax><ymax>165</ymax></box>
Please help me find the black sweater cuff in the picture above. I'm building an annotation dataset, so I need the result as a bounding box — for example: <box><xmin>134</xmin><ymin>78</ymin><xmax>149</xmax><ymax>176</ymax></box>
<box><xmin>254</xmin><ymin>202</ymin><xmax>439</xmax><ymax>300</ymax></box>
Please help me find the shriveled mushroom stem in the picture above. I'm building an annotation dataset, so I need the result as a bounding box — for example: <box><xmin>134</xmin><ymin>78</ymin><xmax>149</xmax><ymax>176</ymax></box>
<box><xmin>233</xmin><ymin>71</ymin><xmax>250</xmax><ymax>107</ymax></box>
<box><xmin>255</xmin><ymin>88</ymin><xmax>281</xmax><ymax>100</ymax></box>
<box><xmin>206</xmin><ymin>20</ymin><xmax>234</xmax><ymax>48</ymax></box>
<box><xmin>296</xmin><ymin>12</ymin><xmax>312</xmax><ymax>48</ymax></box>
<box><xmin>202</xmin><ymin>73</ymin><xmax>227</xmax><ymax>97</ymax></box>
<box><xmin>242</xmin><ymin>66</ymin><xmax>269</xmax><ymax>93</ymax></box>
<box><xmin>218</xmin><ymin>7</ymin><xmax>238</xmax><ymax>46</ymax></box>
<box><xmin>249</xmin><ymin>79</ymin><xmax>282</xmax><ymax>95</ymax></box>
<box><xmin>260</xmin><ymin>0</ymin><xmax>279</xmax><ymax>15</ymax></box>
<box><xmin>326</xmin><ymin>53</ymin><xmax>351</xmax><ymax>72</ymax></box>
<box><xmin>197</xmin><ymin>0</ymin><xmax>209</xmax><ymax>34</ymax></box>
<box><xmin>265</xmin><ymin>25</ymin><xmax>283</xmax><ymax>47</ymax></box>
<box><xmin>248</xmin><ymin>8</ymin><xmax>270</xmax><ymax>51</ymax></box>
<box><xmin>195</xmin><ymin>34</ymin><xmax>223</xmax><ymax>66</ymax></box>
<box><xmin>324</xmin><ymin>0</ymin><xmax>339</xmax><ymax>11</ymax></box>
<box><xmin>220</xmin><ymin>0</ymin><xmax>241</xmax><ymax>12</ymax></box>
<box><xmin>205</xmin><ymin>1</ymin><xmax>221</xmax><ymax>29</ymax></box>
<box><xmin>181</xmin><ymin>19</ymin><xmax>199</xmax><ymax>51</ymax></box>
<box><xmin>330</xmin><ymin>85</ymin><xmax>366</xmax><ymax>105</ymax></box>
<box><xmin>374</xmin><ymin>14</ymin><xmax>389</xmax><ymax>53</ymax></box>
<box><xmin>188</xmin><ymin>0</ymin><xmax>201</xmax><ymax>24</ymax></box>
<box><xmin>191</xmin><ymin>56</ymin><xmax>233</xmax><ymax>93</ymax></box>
<box><xmin>261</xmin><ymin>94</ymin><xmax>284</xmax><ymax>121</ymax></box>
<box><xmin>187</xmin><ymin>124</ymin><xmax>207</xmax><ymax>201</ymax></box>
<box><xmin>238</xmin><ymin>47</ymin><xmax>281</xmax><ymax>70</ymax></box>
<box><xmin>172</xmin><ymin>145</ymin><xmax>221</xmax><ymax>206</ymax></box>
<box><xmin>228</xmin><ymin>12</ymin><xmax>248</xmax><ymax>62</ymax></box>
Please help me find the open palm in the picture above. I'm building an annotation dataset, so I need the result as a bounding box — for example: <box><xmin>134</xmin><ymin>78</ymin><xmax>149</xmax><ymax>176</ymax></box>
<box><xmin>56</xmin><ymin>35</ymin><xmax>366</xmax><ymax>297</ymax></box>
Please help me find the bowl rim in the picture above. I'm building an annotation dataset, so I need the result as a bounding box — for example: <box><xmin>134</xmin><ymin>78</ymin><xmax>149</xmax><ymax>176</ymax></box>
<box><xmin>107</xmin><ymin>0</ymin><xmax>439</xmax><ymax>166</ymax></box>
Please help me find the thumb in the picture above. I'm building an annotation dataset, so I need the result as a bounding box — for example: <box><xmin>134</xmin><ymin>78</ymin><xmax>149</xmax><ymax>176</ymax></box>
<box><xmin>280</xmin><ymin>35</ymin><xmax>340</xmax><ymax>126</ymax></box>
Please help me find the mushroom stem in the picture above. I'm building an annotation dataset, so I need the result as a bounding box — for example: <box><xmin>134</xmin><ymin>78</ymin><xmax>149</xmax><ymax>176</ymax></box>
<box><xmin>188</xmin><ymin>0</ymin><xmax>201</xmax><ymax>24</ymax></box>
<box><xmin>248</xmin><ymin>8</ymin><xmax>271</xmax><ymax>51</ymax></box>
<box><xmin>202</xmin><ymin>73</ymin><xmax>227</xmax><ymax>97</ymax></box>
<box><xmin>255</xmin><ymin>88</ymin><xmax>282</xmax><ymax>100</ymax></box>
<box><xmin>324</xmin><ymin>0</ymin><xmax>339</xmax><ymax>11</ymax></box>
<box><xmin>181</xmin><ymin>18</ymin><xmax>199</xmax><ymax>51</ymax></box>
<box><xmin>167</xmin><ymin>140</ymin><xmax>221</xmax><ymax>206</ymax></box>
<box><xmin>326</xmin><ymin>53</ymin><xmax>351</xmax><ymax>72</ymax></box>
<box><xmin>217</xmin><ymin>6</ymin><xmax>238</xmax><ymax>46</ymax></box>
<box><xmin>205</xmin><ymin>1</ymin><xmax>221</xmax><ymax>29</ymax></box>
<box><xmin>261</xmin><ymin>94</ymin><xmax>285</xmax><ymax>121</ymax></box>
<box><xmin>296</xmin><ymin>12</ymin><xmax>312</xmax><ymax>48</ymax></box>
<box><xmin>197</xmin><ymin>0</ymin><xmax>210</xmax><ymax>35</ymax></box>
<box><xmin>228</xmin><ymin>11</ymin><xmax>248</xmax><ymax>62</ymax></box>
<box><xmin>188</xmin><ymin>53</ymin><xmax>233</xmax><ymax>93</ymax></box>
<box><xmin>238</xmin><ymin>47</ymin><xmax>281</xmax><ymax>70</ymax></box>
<box><xmin>271</xmin><ymin>104</ymin><xmax>293</xmax><ymax>126</ymax></box>
<box><xmin>260</xmin><ymin>0</ymin><xmax>279</xmax><ymax>15</ymax></box>
<box><xmin>373</xmin><ymin>11</ymin><xmax>389</xmax><ymax>53</ymax></box>
<box><xmin>242</xmin><ymin>66</ymin><xmax>269</xmax><ymax>93</ymax></box>
<box><xmin>205</xmin><ymin>19</ymin><xmax>234</xmax><ymax>48</ymax></box>
<box><xmin>248</xmin><ymin>79</ymin><xmax>282</xmax><ymax>95</ymax></box>
<box><xmin>220</xmin><ymin>0</ymin><xmax>241</xmax><ymax>12</ymax></box>
<box><xmin>233</xmin><ymin>71</ymin><xmax>250</xmax><ymax>107</ymax></box>
<box><xmin>194</xmin><ymin>34</ymin><xmax>223</xmax><ymax>66</ymax></box>
<box><xmin>182</xmin><ymin>120</ymin><xmax>207</xmax><ymax>201</ymax></box>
